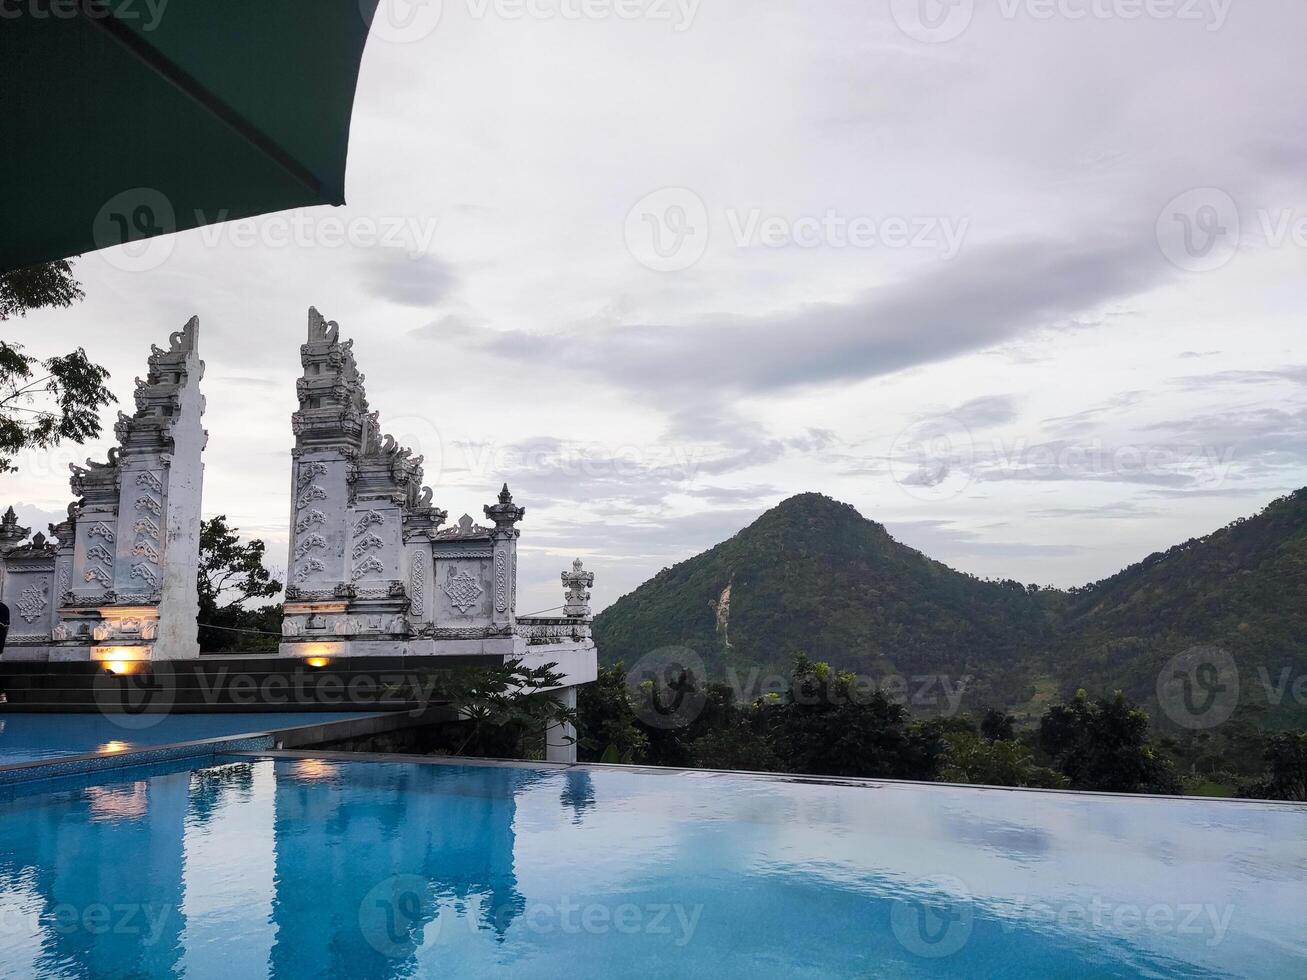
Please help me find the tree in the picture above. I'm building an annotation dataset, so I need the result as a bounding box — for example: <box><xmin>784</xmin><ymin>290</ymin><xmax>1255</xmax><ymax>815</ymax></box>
<box><xmin>413</xmin><ymin>659</ymin><xmax>579</xmax><ymax>759</ymax></box>
<box><xmin>1240</xmin><ymin>731</ymin><xmax>1307</xmax><ymax>801</ymax></box>
<box><xmin>198</xmin><ymin>516</ymin><xmax>282</xmax><ymax>651</ymax></box>
<box><xmin>577</xmin><ymin>662</ymin><xmax>649</xmax><ymax>763</ymax></box>
<box><xmin>980</xmin><ymin>707</ymin><xmax>1016</xmax><ymax>742</ymax></box>
<box><xmin>0</xmin><ymin>260</ymin><xmax>114</xmax><ymax>473</ymax></box>
<box><xmin>939</xmin><ymin>730</ymin><xmax>1067</xmax><ymax>789</ymax></box>
<box><xmin>764</xmin><ymin>655</ymin><xmax>944</xmax><ymax>780</ymax></box>
<box><xmin>0</xmin><ymin>260</ymin><xmax>84</xmax><ymax>320</ymax></box>
<box><xmin>1038</xmin><ymin>690</ymin><xmax>1182</xmax><ymax>795</ymax></box>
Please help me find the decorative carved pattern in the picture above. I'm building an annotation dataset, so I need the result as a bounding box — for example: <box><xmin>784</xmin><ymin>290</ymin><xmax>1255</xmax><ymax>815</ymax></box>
<box><xmin>86</xmin><ymin>543</ymin><xmax>115</xmax><ymax>565</ymax></box>
<box><xmin>295</xmin><ymin>509</ymin><xmax>326</xmax><ymax>534</ymax></box>
<box><xmin>135</xmin><ymin>494</ymin><xmax>162</xmax><ymax>515</ymax></box>
<box><xmin>353</xmin><ymin>510</ymin><xmax>384</xmax><ymax>537</ymax></box>
<box><xmin>351</xmin><ymin>532</ymin><xmax>385</xmax><ymax>559</ymax></box>
<box><xmin>296</xmin><ymin>484</ymin><xmax>328</xmax><ymax>509</ymax></box>
<box><xmin>84</xmin><ymin>567</ymin><xmax>112</xmax><ymax>587</ymax></box>
<box><xmin>433</xmin><ymin>547</ymin><xmax>493</xmax><ymax>560</ymax></box>
<box><xmin>133</xmin><ymin>517</ymin><xmax>161</xmax><ymax>540</ymax></box>
<box><xmin>131</xmin><ymin>562</ymin><xmax>160</xmax><ymax>588</ymax></box>
<box><xmin>442</xmin><ymin>566</ymin><xmax>483</xmax><ymax>613</ymax></box>
<box><xmin>16</xmin><ymin>583</ymin><xmax>48</xmax><ymax>623</ymax></box>
<box><xmin>294</xmin><ymin>558</ymin><xmax>326</xmax><ymax>583</ymax></box>
<box><xmin>285</xmin><ymin>587</ymin><xmax>339</xmax><ymax>602</ymax></box>
<box><xmin>294</xmin><ymin>533</ymin><xmax>328</xmax><ymax>559</ymax></box>
<box><xmin>409</xmin><ymin>553</ymin><xmax>425</xmax><ymax>618</ymax></box>
<box><xmin>131</xmin><ymin>540</ymin><xmax>161</xmax><ymax>564</ymax></box>
<box><xmin>89</xmin><ymin>522</ymin><xmax>116</xmax><ymax>542</ymax></box>
<box><xmin>351</xmin><ymin>555</ymin><xmax>385</xmax><ymax>581</ymax></box>
<box><xmin>494</xmin><ymin>552</ymin><xmax>509</xmax><ymax>613</ymax></box>
<box><xmin>297</xmin><ymin>461</ymin><xmax>328</xmax><ymax>489</ymax></box>
<box><xmin>135</xmin><ymin>471</ymin><xmax>164</xmax><ymax>493</ymax></box>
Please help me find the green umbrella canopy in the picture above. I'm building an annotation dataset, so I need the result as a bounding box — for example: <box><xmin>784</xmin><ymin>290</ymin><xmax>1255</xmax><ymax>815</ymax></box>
<box><xmin>1</xmin><ymin>0</ymin><xmax>383</xmax><ymax>273</ymax></box>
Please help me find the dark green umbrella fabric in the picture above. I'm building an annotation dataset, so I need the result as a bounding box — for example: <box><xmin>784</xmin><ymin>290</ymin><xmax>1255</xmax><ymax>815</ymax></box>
<box><xmin>1</xmin><ymin>0</ymin><xmax>382</xmax><ymax>273</ymax></box>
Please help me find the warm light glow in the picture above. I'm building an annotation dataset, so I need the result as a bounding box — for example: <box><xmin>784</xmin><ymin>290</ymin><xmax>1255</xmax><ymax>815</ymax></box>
<box><xmin>305</xmin><ymin>656</ymin><xmax>331</xmax><ymax>669</ymax></box>
<box><xmin>293</xmin><ymin>759</ymin><xmax>340</xmax><ymax>781</ymax></box>
<box><xmin>104</xmin><ymin>661</ymin><xmax>137</xmax><ymax>676</ymax></box>
<box><xmin>92</xmin><ymin>646</ymin><xmax>148</xmax><ymax>667</ymax></box>
<box><xmin>98</xmin><ymin>740</ymin><xmax>131</xmax><ymax>754</ymax></box>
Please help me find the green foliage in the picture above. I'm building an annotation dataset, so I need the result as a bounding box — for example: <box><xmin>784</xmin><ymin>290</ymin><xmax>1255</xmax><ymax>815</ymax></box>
<box><xmin>1239</xmin><ymin>731</ymin><xmax>1307</xmax><ymax>801</ymax></box>
<box><xmin>1039</xmin><ymin>691</ymin><xmax>1182</xmax><ymax>795</ymax></box>
<box><xmin>758</xmin><ymin>655</ymin><xmax>947</xmax><ymax>780</ymax></box>
<box><xmin>0</xmin><ymin>260</ymin><xmax>105</xmax><ymax>472</ymax></box>
<box><xmin>418</xmin><ymin>659</ymin><xmax>578</xmax><ymax>759</ymax></box>
<box><xmin>0</xmin><ymin>340</ymin><xmax>115</xmax><ymax>473</ymax></box>
<box><xmin>0</xmin><ymin>260</ymin><xmax>84</xmax><ymax>320</ymax></box>
<box><xmin>197</xmin><ymin>516</ymin><xmax>283</xmax><ymax>652</ymax></box>
<box><xmin>592</xmin><ymin>494</ymin><xmax>1052</xmax><ymax>713</ymax></box>
<box><xmin>939</xmin><ymin>731</ymin><xmax>1067</xmax><ymax>789</ymax></box>
<box><xmin>980</xmin><ymin>708</ymin><xmax>1016</xmax><ymax>742</ymax></box>
<box><xmin>1053</xmin><ymin>488</ymin><xmax>1307</xmax><ymax>726</ymax></box>
<box><xmin>577</xmin><ymin>663</ymin><xmax>649</xmax><ymax>763</ymax></box>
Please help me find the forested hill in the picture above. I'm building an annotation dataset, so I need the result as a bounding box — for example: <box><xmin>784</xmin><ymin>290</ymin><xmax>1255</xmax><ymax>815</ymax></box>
<box><xmin>1052</xmin><ymin>487</ymin><xmax>1307</xmax><ymax>724</ymax></box>
<box><xmin>592</xmin><ymin>489</ymin><xmax>1307</xmax><ymax>725</ymax></box>
<box><xmin>591</xmin><ymin>493</ymin><xmax>1054</xmax><ymax>707</ymax></box>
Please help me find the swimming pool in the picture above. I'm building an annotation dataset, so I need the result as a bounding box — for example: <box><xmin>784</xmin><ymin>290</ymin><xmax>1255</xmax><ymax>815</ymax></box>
<box><xmin>0</xmin><ymin>713</ymin><xmax>382</xmax><ymax>766</ymax></box>
<box><xmin>0</xmin><ymin>755</ymin><xmax>1301</xmax><ymax>978</ymax></box>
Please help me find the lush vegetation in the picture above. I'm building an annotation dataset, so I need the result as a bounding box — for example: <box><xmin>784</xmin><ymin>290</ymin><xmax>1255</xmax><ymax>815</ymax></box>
<box><xmin>593</xmin><ymin>490</ymin><xmax>1307</xmax><ymax>733</ymax></box>
<box><xmin>0</xmin><ymin>260</ymin><xmax>115</xmax><ymax>474</ymax></box>
<box><xmin>197</xmin><ymin>515</ymin><xmax>283</xmax><ymax>652</ymax></box>
<box><xmin>576</xmin><ymin>657</ymin><xmax>1307</xmax><ymax>799</ymax></box>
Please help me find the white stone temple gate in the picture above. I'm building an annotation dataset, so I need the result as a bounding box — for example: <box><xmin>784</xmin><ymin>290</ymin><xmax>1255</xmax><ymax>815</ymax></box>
<box><xmin>0</xmin><ymin>317</ymin><xmax>207</xmax><ymax>663</ymax></box>
<box><xmin>279</xmin><ymin>308</ymin><xmax>596</xmax><ymax>755</ymax></box>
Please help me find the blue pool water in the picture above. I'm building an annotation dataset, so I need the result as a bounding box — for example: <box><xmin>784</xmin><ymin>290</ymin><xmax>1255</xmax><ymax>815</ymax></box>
<box><xmin>0</xmin><ymin>757</ymin><xmax>1302</xmax><ymax>978</ymax></box>
<box><xmin>0</xmin><ymin>713</ymin><xmax>376</xmax><ymax>765</ymax></box>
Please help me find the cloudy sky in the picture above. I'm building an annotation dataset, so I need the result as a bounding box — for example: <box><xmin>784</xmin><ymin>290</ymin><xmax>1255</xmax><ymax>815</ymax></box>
<box><xmin>7</xmin><ymin>0</ymin><xmax>1307</xmax><ymax>614</ymax></box>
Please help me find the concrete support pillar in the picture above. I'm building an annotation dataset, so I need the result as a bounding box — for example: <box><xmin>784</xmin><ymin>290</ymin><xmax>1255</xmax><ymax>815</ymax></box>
<box><xmin>545</xmin><ymin>685</ymin><xmax>578</xmax><ymax>763</ymax></box>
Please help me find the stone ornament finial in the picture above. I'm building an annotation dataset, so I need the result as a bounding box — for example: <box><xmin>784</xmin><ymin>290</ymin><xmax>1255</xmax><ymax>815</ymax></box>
<box><xmin>483</xmin><ymin>483</ymin><xmax>526</xmax><ymax>532</ymax></box>
<box><xmin>0</xmin><ymin>506</ymin><xmax>28</xmax><ymax>549</ymax></box>
<box><xmin>562</xmin><ymin>558</ymin><xmax>594</xmax><ymax>619</ymax></box>
<box><xmin>307</xmin><ymin>306</ymin><xmax>340</xmax><ymax>344</ymax></box>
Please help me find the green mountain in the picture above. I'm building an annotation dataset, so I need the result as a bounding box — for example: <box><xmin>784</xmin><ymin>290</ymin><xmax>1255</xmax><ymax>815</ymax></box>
<box><xmin>1052</xmin><ymin>488</ymin><xmax>1307</xmax><ymax>725</ymax></box>
<box><xmin>592</xmin><ymin>489</ymin><xmax>1307</xmax><ymax>726</ymax></box>
<box><xmin>592</xmin><ymin>493</ymin><xmax>1055</xmax><ymax>708</ymax></box>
